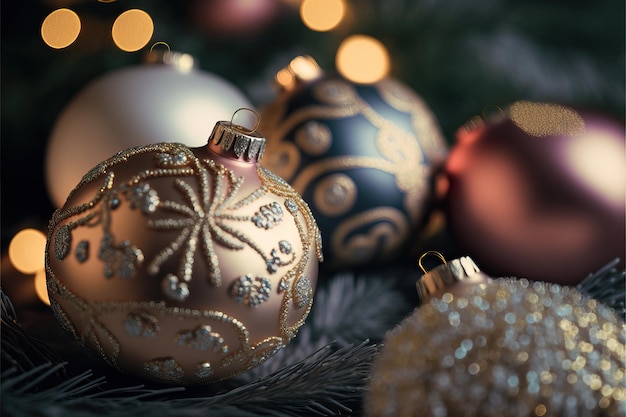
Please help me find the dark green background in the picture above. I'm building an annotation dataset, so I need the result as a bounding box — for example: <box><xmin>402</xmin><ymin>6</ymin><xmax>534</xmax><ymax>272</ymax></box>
<box><xmin>2</xmin><ymin>0</ymin><xmax>624</xmax><ymax>250</ymax></box>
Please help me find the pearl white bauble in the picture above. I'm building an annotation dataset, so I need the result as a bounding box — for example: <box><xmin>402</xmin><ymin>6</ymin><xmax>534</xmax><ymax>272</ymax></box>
<box><xmin>45</xmin><ymin>54</ymin><xmax>252</xmax><ymax>208</ymax></box>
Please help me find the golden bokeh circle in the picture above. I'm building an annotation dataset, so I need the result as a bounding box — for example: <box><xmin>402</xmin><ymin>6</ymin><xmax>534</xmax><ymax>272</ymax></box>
<box><xmin>300</xmin><ymin>0</ymin><xmax>345</xmax><ymax>32</ymax></box>
<box><xmin>336</xmin><ymin>35</ymin><xmax>390</xmax><ymax>84</ymax></box>
<box><xmin>112</xmin><ymin>9</ymin><xmax>154</xmax><ymax>52</ymax></box>
<box><xmin>9</xmin><ymin>228</ymin><xmax>47</xmax><ymax>274</ymax></box>
<box><xmin>41</xmin><ymin>8</ymin><xmax>81</xmax><ymax>49</ymax></box>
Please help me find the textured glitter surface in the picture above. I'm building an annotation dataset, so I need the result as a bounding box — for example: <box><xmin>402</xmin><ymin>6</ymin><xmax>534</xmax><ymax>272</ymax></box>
<box><xmin>366</xmin><ymin>278</ymin><xmax>626</xmax><ymax>417</ymax></box>
<box><xmin>508</xmin><ymin>101</ymin><xmax>586</xmax><ymax>137</ymax></box>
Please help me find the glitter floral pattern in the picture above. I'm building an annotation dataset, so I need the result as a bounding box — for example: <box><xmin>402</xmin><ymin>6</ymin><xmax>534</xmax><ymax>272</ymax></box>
<box><xmin>251</xmin><ymin>202</ymin><xmax>284</xmax><ymax>229</ymax></box>
<box><xmin>230</xmin><ymin>275</ymin><xmax>272</xmax><ymax>307</ymax></box>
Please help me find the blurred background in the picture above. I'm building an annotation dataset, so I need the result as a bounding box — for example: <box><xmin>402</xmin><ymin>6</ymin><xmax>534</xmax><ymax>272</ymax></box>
<box><xmin>1</xmin><ymin>0</ymin><xmax>624</xmax><ymax>264</ymax></box>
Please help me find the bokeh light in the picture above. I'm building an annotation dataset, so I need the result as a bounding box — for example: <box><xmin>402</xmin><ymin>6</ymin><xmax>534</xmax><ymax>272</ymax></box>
<box><xmin>9</xmin><ymin>229</ymin><xmax>47</xmax><ymax>274</ymax></box>
<box><xmin>112</xmin><ymin>9</ymin><xmax>154</xmax><ymax>52</ymax></box>
<box><xmin>300</xmin><ymin>0</ymin><xmax>345</xmax><ymax>32</ymax></box>
<box><xmin>336</xmin><ymin>35</ymin><xmax>390</xmax><ymax>84</ymax></box>
<box><xmin>565</xmin><ymin>130</ymin><xmax>625</xmax><ymax>207</ymax></box>
<box><xmin>275</xmin><ymin>55</ymin><xmax>322</xmax><ymax>90</ymax></box>
<box><xmin>35</xmin><ymin>269</ymin><xmax>51</xmax><ymax>306</ymax></box>
<box><xmin>41</xmin><ymin>8</ymin><xmax>81</xmax><ymax>49</ymax></box>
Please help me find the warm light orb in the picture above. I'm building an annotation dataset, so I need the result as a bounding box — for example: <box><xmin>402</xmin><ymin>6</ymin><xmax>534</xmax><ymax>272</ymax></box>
<box><xmin>112</xmin><ymin>9</ymin><xmax>154</xmax><ymax>52</ymax></box>
<box><xmin>336</xmin><ymin>35</ymin><xmax>390</xmax><ymax>84</ymax></box>
<box><xmin>300</xmin><ymin>0</ymin><xmax>345</xmax><ymax>31</ymax></box>
<box><xmin>9</xmin><ymin>229</ymin><xmax>47</xmax><ymax>274</ymax></box>
<box><xmin>35</xmin><ymin>270</ymin><xmax>51</xmax><ymax>306</ymax></box>
<box><xmin>565</xmin><ymin>130</ymin><xmax>625</xmax><ymax>207</ymax></box>
<box><xmin>41</xmin><ymin>8</ymin><xmax>81</xmax><ymax>49</ymax></box>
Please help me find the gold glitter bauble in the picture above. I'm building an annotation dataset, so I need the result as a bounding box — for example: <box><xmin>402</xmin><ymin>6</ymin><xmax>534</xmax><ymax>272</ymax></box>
<box><xmin>45</xmin><ymin>119</ymin><xmax>323</xmax><ymax>385</ymax></box>
<box><xmin>366</xmin><ymin>278</ymin><xmax>626</xmax><ymax>417</ymax></box>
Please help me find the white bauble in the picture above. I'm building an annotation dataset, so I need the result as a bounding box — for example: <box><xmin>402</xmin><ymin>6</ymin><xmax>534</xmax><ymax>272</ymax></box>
<box><xmin>45</xmin><ymin>51</ymin><xmax>252</xmax><ymax>207</ymax></box>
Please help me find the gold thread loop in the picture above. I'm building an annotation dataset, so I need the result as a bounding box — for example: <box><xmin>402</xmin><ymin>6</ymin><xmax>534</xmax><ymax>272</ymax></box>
<box><xmin>230</xmin><ymin>108</ymin><xmax>260</xmax><ymax>135</ymax></box>
<box><xmin>418</xmin><ymin>250</ymin><xmax>447</xmax><ymax>273</ymax></box>
<box><xmin>482</xmin><ymin>104</ymin><xmax>504</xmax><ymax>121</ymax></box>
<box><xmin>150</xmin><ymin>41</ymin><xmax>171</xmax><ymax>53</ymax></box>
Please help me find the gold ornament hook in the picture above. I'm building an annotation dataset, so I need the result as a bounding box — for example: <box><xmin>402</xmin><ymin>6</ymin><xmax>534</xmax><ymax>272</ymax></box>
<box><xmin>417</xmin><ymin>250</ymin><xmax>447</xmax><ymax>273</ymax></box>
<box><xmin>230</xmin><ymin>108</ymin><xmax>261</xmax><ymax>135</ymax></box>
<box><xmin>481</xmin><ymin>104</ymin><xmax>504</xmax><ymax>121</ymax></box>
<box><xmin>150</xmin><ymin>41</ymin><xmax>171</xmax><ymax>53</ymax></box>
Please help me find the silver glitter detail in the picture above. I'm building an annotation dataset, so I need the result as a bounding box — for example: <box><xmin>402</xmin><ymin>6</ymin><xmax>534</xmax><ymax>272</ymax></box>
<box><xmin>251</xmin><ymin>202</ymin><xmax>284</xmax><ymax>229</ymax></box>
<box><xmin>267</xmin><ymin>240</ymin><xmax>296</xmax><ymax>273</ymax></box>
<box><xmin>293</xmin><ymin>276</ymin><xmax>312</xmax><ymax>310</ymax></box>
<box><xmin>285</xmin><ymin>199</ymin><xmax>298</xmax><ymax>214</ymax></box>
<box><xmin>75</xmin><ymin>240</ymin><xmax>89</xmax><ymax>263</ymax></box>
<box><xmin>278</xmin><ymin>278</ymin><xmax>290</xmax><ymax>293</ymax></box>
<box><xmin>233</xmin><ymin>136</ymin><xmax>251</xmax><ymax>158</ymax></box>
<box><xmin>54</xmin><ymin>224</ymin><xmax>72</xmax><ymax>260</ymax></box>
<box><xmin>125</xmin><ymin>183</ymin><xmax>160</xmax><ymax>214</ymax></box>
<box><xmin>124</xmin><ymin>310</ymin><xmax>160</xmax><ymax>337</ymax></box>
<box><xmin>221</xmin><ymin>130</ymin><xmax>235</xmax><ymax>151</ymax></box>
<box><xmin>279</xmin><ymin>240</ymin><xmax>292</xmax><ymax>254</ymax></box>
<box><xmin>209</xmin><ymin>121</ymin><xmax>266</xmax><ymax>161</ymax></box>
<box><xmin>247</xmin><ymin>139</ymin><xmax>264</xmax><ymax>161</ymax></box>
<box><xmin>155</xmin><ymin>151</ymin><xmax>189</xmax><ymax>167</ymax></box>
<box><xmin>98</xmin><ymin>235</ymin><xmax>144</xmax><ymax>279</ymax></box>
<box><xmin>144</xmin><ymin>357</ymin><xmax>184</xmax><ymax>382</ymax></box>
<box><xmin>195</xmin><ymin>362</ymin><xmax>213</xmax><ymax>379</ymax></box>
<box><xmin>230</xmin><ymin>274</ymin><xmax>271</xmax><ymax>307</ymax></box>
<box><xmin>162</xmin><ymin>274</ymin><xmax>190</xmax><ymax>301</ymax></box>
<box><xmin>177</xmin><ymin>325</ymin><xmax>229</xmax><ymax>353</ymax></box>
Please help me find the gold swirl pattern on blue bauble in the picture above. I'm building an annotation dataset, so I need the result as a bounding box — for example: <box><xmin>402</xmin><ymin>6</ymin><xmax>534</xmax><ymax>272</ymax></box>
<box><xmin>261</xmin><ymin>76</ymin><xmax>447</xmax><ymax>267</ymax></box>
<box><xmin>376</xmin><ymin>78</ymin><xmax>448</xmax><ymax>162</ymax></box>
<box><xmin>313</xmin><ymin>173</ymin><xmax>357</xmax><ymax>216</ymax></box>
<box><xmin>295</xmin><ymin>121</ymin><xmax>333</xmax><ymax>156</ymax></box>
<box><xmin>330</xmin><ymin>207</ymin><xmax>410</xmax><ymax>269</ymax></box>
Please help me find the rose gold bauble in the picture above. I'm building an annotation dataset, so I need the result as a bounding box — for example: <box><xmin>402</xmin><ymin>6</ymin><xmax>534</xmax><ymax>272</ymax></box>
<box><xmin>440</xmin><ymin>101</ymin><xmax>625</xmax><ymax>286</ymax></box>
<box><xmin>45</xmin><ymin>118</ymin><xmax>323</xmax><ymax>385</ymax></box>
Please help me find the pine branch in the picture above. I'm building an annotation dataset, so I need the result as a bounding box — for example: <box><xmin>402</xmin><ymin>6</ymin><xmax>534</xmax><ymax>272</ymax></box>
<box><xmin>576</xmin><ymin>258</ymin><xmax>625</xmax><ymax>319</ymax></box>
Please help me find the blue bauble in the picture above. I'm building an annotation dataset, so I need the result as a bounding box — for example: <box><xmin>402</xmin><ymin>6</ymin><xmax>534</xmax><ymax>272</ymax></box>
<box><xmin>260</xmin><ymin>65</ymin><xmax>448</xmax><ymax>271</ymax></box>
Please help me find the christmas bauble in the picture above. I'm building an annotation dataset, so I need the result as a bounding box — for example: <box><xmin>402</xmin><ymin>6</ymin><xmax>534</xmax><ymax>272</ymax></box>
<box><xmin>45</xmin><ymin>117</ymin><xmax>323</xmax><ymax>385</ymax></box>
<box><xmin>188</xmin><ymin>0</ymin><xmax>281</xmax><ymax>38</ymax></box>
<box><xmin>45</xmin><ymin>49</ymin><xmax>253</xmax><ymax>208</ymax></box>
<box><xmin>366</xmin><ymin>265</ymin><xmax>626</xmax><ymax>417</ymax></box>
<box><xmin>440</xmin><ymin>101</ymin><xmax>625</xmax><ymax>285</ymax></box>
<box><xmin>260</xmin><ymin>57</ymin><xmax>448</xmax><ymax>271</ymax></box>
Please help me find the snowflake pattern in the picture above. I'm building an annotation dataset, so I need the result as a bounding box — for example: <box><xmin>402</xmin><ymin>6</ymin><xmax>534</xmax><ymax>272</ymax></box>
<box><xmin>144</xmin><ymin>154</ymin><xmax>297</xmax><ymax>299</ymax></box>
